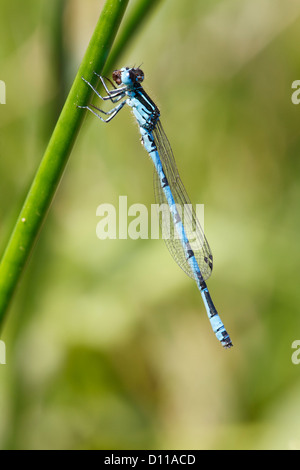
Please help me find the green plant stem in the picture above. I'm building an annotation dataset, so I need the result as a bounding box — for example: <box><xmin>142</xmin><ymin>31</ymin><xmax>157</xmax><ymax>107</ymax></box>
<box><xmin>0</xmin><ymin>0</ymin><xmax>130</xmax><ymax>331</ymax></box>
<box><xmin>103</xmin><ymin>0</ymin><xmax>162</xmax><ymax>74</ymax></box>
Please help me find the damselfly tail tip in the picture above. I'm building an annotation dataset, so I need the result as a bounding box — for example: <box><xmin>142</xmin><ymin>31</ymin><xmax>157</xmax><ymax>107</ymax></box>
<box><xmin>219</xmin><ymin>329</ymin><xmax>233</xmax><ymax>348</ymax></box>
<box><xmin>222</xmin><ymin>336</ymin><xmax>233</xmax><ymax>349</ymax></box>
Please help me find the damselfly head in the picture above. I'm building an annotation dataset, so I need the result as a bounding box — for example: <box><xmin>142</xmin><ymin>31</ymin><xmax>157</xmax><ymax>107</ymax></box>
<box><xmin>113</xmin><ymin>67</ymin><xmax>144</xmax><ymax>86</ymax></box>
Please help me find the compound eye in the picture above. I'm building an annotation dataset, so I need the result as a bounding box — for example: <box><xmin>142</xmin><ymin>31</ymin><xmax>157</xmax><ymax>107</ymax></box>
<box><xmin>129</xmin><ymin>68</ymin><xmax>144</xmax><ymax>83</ymax></box>
<box><xmin>136</xmin><ymin>69</ymin><xmax>144</xmax><ymax>82</ymax></box>
<box><xmin>112</xmin><ymin>70</ymin><xmax>122</xmax><ymax>85</ymax></box>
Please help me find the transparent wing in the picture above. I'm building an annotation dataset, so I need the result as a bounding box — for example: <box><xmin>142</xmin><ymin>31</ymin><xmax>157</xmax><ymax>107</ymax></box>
<box><xmin>152</xmin><ymin>121</ymin><xmax>213</xmax><ymax>281</ymax></box>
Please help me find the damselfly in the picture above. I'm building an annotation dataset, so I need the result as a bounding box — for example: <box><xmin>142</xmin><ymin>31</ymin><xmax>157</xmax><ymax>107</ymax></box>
<box><xmin>79</xmin><ymin>67</ymin><xmax>233</xmax><ymax>349</ymax></box>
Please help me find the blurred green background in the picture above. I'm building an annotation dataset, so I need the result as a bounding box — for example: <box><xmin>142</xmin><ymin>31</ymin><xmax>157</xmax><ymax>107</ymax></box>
<box><xmin>1</xmin><ymin>0</ymin><xmax>300</xmax><ymax>450</ymax></box>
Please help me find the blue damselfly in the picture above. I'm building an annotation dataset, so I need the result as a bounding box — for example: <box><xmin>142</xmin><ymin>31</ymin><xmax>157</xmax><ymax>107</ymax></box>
<box><xmin>79</xmin><ymin>67</ymin><xmax>233</xmax><ymax>349</ymax></box>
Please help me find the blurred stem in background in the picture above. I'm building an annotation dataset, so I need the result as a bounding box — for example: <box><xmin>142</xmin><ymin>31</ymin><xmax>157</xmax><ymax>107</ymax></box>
<box><xmin>103</xmin><ymin>0</ymin><xmax>162</xmax><ymax>75</ymax></box>
<box><xmin>0</xmin><ymin>0</ymin><xmax>161</xmax><ymax>334</ymax></box>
